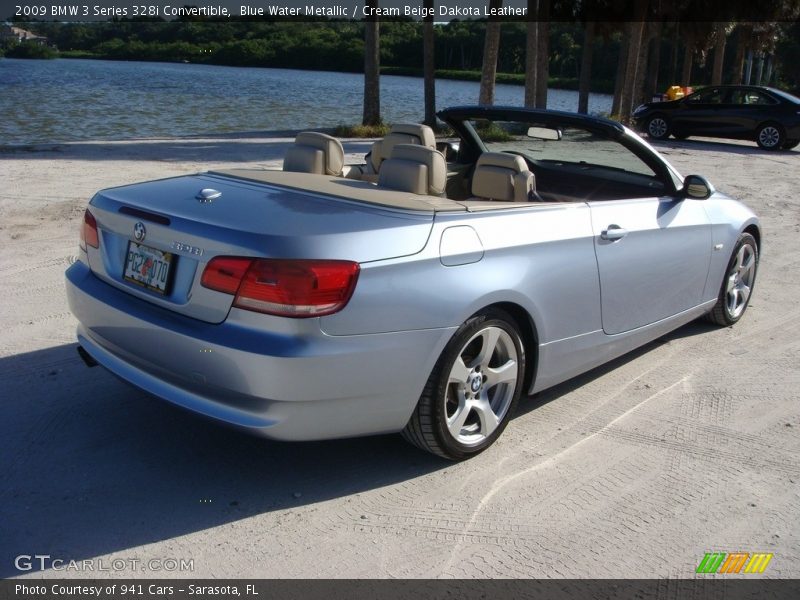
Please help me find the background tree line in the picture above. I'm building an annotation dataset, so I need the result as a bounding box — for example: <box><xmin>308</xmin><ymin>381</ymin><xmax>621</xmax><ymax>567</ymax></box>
<box><xmin>13</xmin><ymin>17</ymin><xmax>800</xmax><ymax>94</ymax></box>
<box><xmin>8</xmin><ymin>9</ymin><xmax>800</xmax><ymax>125</ymax></box>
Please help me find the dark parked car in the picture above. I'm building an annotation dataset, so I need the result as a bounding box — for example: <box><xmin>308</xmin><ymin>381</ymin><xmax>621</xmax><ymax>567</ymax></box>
<box><xmin>633</xmin><ymin>85</ymin><xmax>800</xmax><ymax>150</ymax></box>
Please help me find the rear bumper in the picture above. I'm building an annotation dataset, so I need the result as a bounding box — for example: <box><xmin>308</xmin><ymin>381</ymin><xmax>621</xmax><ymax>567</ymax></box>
<box><xmin>66</xmin><ymin>261</ymin><xmax>455</xmax><ymax>441</ymax></box>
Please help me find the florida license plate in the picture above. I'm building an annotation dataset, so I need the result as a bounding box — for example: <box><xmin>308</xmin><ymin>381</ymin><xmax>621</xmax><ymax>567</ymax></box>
<box><xmin>124</xmin><ymin>241</ymin><xmax>173</xmax><ymax>295</ymax></box>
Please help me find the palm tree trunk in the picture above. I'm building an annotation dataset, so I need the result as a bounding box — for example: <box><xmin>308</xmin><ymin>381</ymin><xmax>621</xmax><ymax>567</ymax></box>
<box><xmin>711</xmin><ymin>23</ymin><xmax>727</xmax><ymax>85</ymax></box>
<box><xmin>633</xmin><ymin>21</ymin><xmax>654</xmax><ymax>109</ymax></box>
<box><xmin>423</xmin><ymin>0</ymin><xmax>436</xmax><ymax>127</ymax></box>
<box><xmin>479</xmin><ymin>0</ymin><xmax>503</xmax><ymax>106</ymax></box>
<box><xmin>611</xmin><ymin>29</ymin><xmax>628</xmax><ymax>117</ymax></box>
<box><xmin>362</xmin><ymin>0</ymin><xmax>381</xmax><ymax>126</ymax></box>
<box><xmin>524</xmin><ymin>1</ymin><xmax>539</xmax><ymax>107</ymax></box>
<box><xmin>535</xmin><ymin>0</ymin><xmax>550</xmax><ymax>108</ymax></box>
<box><xmin>681</xmin><ymin>43</ymin><xmax>693</xmax><ymax>87</ymax></box>
<box><xmin>619</xmin><ymin>17</ymin><xmax>646</xmax><ymax>123</ymax></box>
<box><xmin>644</xmin><ymin>21</ymin><xmax>662</xmax><ymax>101</ymax></box>
<box><xmin>577</xmin><ymin>22</ymin><xmax>594</xmax><ymax>114</ymax></box>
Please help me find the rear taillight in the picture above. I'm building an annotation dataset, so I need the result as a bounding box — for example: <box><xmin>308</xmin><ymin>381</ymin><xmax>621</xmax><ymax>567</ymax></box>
<box><xmin>201</xmin><ymin>257</ymin><xmax>360</xmax><ymax>318</ymax></box>
<box><xmin>79</xmin><ymin>209</ymin><xmax>99</xmax><ymax>251</ymax></box>
<box><xmin>200</xmin><ymin>257</ymin><xmax>253</xmax><ymax>295</ymax></box>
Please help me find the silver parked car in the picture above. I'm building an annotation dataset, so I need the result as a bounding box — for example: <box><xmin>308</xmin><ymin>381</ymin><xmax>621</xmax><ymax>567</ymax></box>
<box><xmin>65</xmin><ymin>107</ymin><xmax>760</xmax><ymax>460</ymax></box>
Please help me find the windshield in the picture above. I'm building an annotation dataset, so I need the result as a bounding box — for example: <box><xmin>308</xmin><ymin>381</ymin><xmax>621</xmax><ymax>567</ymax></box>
<box><xmin>468</xmin><ymin>119</ymin><xmax>658</xmax><ymax>179</ymax></box>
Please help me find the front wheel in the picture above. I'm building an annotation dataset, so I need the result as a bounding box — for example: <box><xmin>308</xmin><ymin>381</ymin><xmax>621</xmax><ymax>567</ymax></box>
<box><xmin>756</xmin><ymin>123</ymin><xmax>784</xmax><ymax>150</ymax></box>
<box><xmin>646</xmin><ymin>115</ymin><xmax>670</xmax><ymax>140</ymax></box>
<box><xmin>707</xmin><ymin>233</ymin><xmax>758</xmax><ymax>326</ymax></box>
<box><xmin>402</xmin><ymin>308</ymin><xmax>526</xmax><ymax>460</ymax></box>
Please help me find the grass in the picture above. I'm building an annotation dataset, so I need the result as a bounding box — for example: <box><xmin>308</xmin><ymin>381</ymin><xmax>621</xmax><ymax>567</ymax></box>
<box><xmin>334</xmin><ymin>123</ymin><xmax>392</xmax><ymax>138</ymax></box>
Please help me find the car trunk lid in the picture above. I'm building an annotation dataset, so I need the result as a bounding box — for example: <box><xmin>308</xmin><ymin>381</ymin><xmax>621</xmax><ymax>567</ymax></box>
<box><xmin>84</xmin><ymin>173</ymin><xmax>437</xmax><ymax>323</ymax></box>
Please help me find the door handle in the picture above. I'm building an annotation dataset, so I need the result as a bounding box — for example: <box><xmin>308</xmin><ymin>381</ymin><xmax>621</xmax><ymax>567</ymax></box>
<box><xmin>600</xmin><ymin>225</ymin><xmax>628</xmax><ymax>241</ymax></box>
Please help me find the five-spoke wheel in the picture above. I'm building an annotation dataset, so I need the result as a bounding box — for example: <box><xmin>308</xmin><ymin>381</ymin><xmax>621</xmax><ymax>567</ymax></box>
<box><xmin>402</xmin><ymin>308</ymin><xmax>526</xmax><ymax>460</ymax></box>
<box><xmin>708</xmin><ymin>233</ymin><xmax>759</xmax><ymax>326</ymax></box>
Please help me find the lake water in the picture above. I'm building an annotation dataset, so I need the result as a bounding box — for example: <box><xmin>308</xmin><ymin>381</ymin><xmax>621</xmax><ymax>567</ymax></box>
<box><xmin>0</xmin><ymin>58</ymin><xmax>613</xmax><ymax>145</ymax></box>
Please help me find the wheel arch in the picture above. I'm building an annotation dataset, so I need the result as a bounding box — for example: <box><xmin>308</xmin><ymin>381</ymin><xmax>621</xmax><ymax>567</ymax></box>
<box><xmin>471</xmin><ymin>301</ymin><xmax>539</xmax><ymax>396</ymax></box>
<box><xmin>742</xmin><ymin>223</ymin><xmax>761</xmax><ymax>252</ymax></box>
<box><xmin>756</xmin><ymin>119</ymin><xmax>785</xmax><ymax>133</ymax></box>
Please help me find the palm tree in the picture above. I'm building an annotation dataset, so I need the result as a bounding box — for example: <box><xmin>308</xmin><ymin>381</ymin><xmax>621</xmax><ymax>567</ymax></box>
<box><xmin>362</xmin><ymin>0</ymin><xmax>381</xmax><ymax>126</ymax></box>
<box><xmin>577</xmin><ymin>21</ymin><xmax>595</xmax><ymax>114</ymax></box>
<box><xmin>711</xmin><ymin>22</ymin><xmax>730</xmax><ymax>85</ymax></box>
<box><xmin>423</xmin><ymin>0</ymin><xmax>436</xmax><ymax>127</ymax></box>
<box><xmin>617</xmin><ymin>1</ymin><xmax>648</xmax><ymax>122</ymax></box>
<box><xmin>478</xmin><ymin>0</ymin><xmax>503</xmax><ymax>105</ymax></box>
<box><xmin>524</xmin><ymin>0</ymin><xmax>539</xmax><ymax>107</ymax></box>
<box><xmin>534</xmin><ymin>0</ymin><xmax>550</xmax><ymax>108</ymax></box>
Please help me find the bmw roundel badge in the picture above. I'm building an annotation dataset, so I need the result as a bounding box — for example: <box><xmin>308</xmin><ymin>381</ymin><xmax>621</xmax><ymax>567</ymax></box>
<box><xmin>133</xmin><ymin>222</ymin><xmax>146</xmax><ymax>242</ymax></box>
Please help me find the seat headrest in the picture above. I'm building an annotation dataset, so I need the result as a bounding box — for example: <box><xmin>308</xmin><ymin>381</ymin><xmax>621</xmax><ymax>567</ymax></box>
<box><xmin>370</xmin><ymin>123</ymin><xmax>436</xmax><ymax>171</ymax></box>
<box><xmin>283</xmin><ymin>131</ymin><xmax>344</xmax><ymax>176</ymax></box>
<box><xmin>378</xmin><ymin>144</ymin><xmax>447</xmax><ymax>196</ymax></box>
<box><xmin>389</xmin><ymin>123</ymin><xmax>436</xmax><ymax>149</ymax></box>
<box><xmin>471</xmin><ymin>152</ymin><xmax>531</xmax><ymax>202</ymax></box>
<box><xmin>475</xmin><ymin>152</ymin><xmax>527</xmax><ymax>173</ymax></box>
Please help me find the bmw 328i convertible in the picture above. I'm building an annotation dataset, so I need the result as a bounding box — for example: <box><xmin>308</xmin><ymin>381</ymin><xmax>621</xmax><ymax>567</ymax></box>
<box><xmin>65</xmin><ymin>107</ymin><xmax>761</xmax><ymax>460</ymax></box>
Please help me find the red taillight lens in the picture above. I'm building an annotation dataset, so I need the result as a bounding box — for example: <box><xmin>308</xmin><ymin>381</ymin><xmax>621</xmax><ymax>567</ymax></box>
<box><xmin>80</xmin><ymin>209</ymin><xmax>99</xmax><ymax>250</ymax></box>
<box><xmin>200</xmin><ymin>257</ymin><xmax>253</xmax><ymax>295</ymax></box>
<box><xmin>201</xmin><ymin>257</ymin><xmax>360</xmax><ymax>318</ymax></box>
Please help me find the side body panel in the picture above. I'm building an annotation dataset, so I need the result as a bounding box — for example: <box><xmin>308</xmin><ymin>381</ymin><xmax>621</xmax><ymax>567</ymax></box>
<box><xmin>588</xmin><ymin>197</ymin><xmax>712</xmax><ymax>335</ymax></box>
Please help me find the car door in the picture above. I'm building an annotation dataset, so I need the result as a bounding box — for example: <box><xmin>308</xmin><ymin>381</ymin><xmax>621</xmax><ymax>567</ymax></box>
<box><xmin>674</xmin><ymin>87</ymin><xmax>727</xmax><ymax>135</ymax></box>
<box><xmin>588</xmin><ymin>196</ymin><xmax>712</xmax><ymax>335</ymax></box>
<box><xmin>728</xmin><ymin>88</ymin><xmax>780</xmax><ymax>135</ymax></box>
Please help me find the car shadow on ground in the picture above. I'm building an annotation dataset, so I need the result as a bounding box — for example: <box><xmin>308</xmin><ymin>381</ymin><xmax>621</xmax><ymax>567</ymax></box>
<box><xmin>0</xmin><ymin>343</ymin><xmax>446</xmax><ymax>578</ymax></box>
<box><xmin>0</xmin><ymin>133</ymin><xmax>374</xmax><ymax>164</ymax></box>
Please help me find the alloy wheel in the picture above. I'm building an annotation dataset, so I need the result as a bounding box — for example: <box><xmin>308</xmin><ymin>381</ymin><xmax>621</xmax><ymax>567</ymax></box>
<box><xmin>758</xmin><ymin>126</ymin><xmax>781</xmax><ymax>149</ymax></box>
<box><xmin>444</xmin><ymin>326</ymin><xmax>518</xmax><ymax>446</ymax></box>
<box><xmin>648</xmin><ymin>117</ymin><xmax>668</xmax><ymax>139</ymax></box>
<box><xmin>725</xmin><ymin>243</ymin><xmax>756</xmax><ymax>320</ymax></box>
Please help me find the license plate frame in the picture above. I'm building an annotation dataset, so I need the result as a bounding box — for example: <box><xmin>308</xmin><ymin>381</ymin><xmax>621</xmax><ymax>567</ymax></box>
<box><xmin>123</xmin><ymin>241</ymin><xmax>174</xmax><ymax>295</ymax></box>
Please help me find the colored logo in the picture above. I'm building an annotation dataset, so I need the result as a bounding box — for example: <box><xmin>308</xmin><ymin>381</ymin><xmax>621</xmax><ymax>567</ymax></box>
<box><xmin>696</xmin><ymin>552</ymin><xmax>773</xmax><ymax>574</ymax></box>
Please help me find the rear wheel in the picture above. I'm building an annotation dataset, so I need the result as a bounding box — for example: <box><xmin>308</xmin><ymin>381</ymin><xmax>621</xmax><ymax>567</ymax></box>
<box><xmin>707</xmin><ymin>233</ymin><xmax>758</xmax><ymax>326</ymax></box>
<box><xmin>756</xmin><ymin>123</ymin><xmax>784</xmax><ymax>150</ymax></box>
<box><xmin>402</xmin><ymin>308</ymin><xmax>526</xmax><ymax>460</ymax></box>
<box><xmin>646</xmin><ymin>115</ymin><xmax>670</xmax><ymax>140</ymax></box>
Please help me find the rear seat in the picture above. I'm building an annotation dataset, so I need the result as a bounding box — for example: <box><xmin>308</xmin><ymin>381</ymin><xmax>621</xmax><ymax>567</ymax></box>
<box><xmin>469</xmin><ymin>152</ymin><xmax>539</xmax><ymax>202</ymax></box>
<box><xmin>377</xmin><ymin>144</ymin><xmax>446</xmax><ymax>196</ymax></box>
<box><xmin>360</xmin><ymin>123</ymin><xmax>437</xmax><ymax>183</ymax></box>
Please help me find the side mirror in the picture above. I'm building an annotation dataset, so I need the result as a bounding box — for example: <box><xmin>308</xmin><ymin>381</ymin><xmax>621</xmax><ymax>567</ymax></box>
<box><xmin>683</xmin><ymin>174</ymin><xmax>715</xmax><ymax>200</ymax></box>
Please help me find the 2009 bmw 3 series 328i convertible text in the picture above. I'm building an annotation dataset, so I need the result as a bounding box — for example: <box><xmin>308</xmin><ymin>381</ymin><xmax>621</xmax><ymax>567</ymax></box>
<box><xmin>65</xmin><ymin>107</ymin><xmax>761</xmax><ymax>460</ymax></box>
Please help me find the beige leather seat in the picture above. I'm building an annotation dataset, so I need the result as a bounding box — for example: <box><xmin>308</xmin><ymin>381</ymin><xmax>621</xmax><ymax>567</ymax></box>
<box><xmin>361</xmin><ymin>123</ymin><xmax>436</xmax><ymax>183</ymax></box>
<box><xmin>470</xmin><ymin>152</ymin><xmax>537</xmax><ymax>202</ymax></box>
<box><xmin>377</xmin><ymin>144</ymin><xmax>446</xmax><ymax>196</ymax></box>
<box><xmin>283</xmin><ymin>132</ymin><xmax>345</xmax><ymax>177</ymax></box>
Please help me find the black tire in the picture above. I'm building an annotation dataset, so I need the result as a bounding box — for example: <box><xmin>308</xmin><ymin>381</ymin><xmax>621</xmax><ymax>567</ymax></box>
<box><xmin>401</xmin><ymin>308</ymin><xmax>526</xmax><ymax>460</ymax></box>
<box><xmin>756</xmin><ymin>123</ymin><xmax>785</xmax><ymax>150</ymax></box>
<box><xmin>646</xmin><ymin>115</ymin><xmax>670</xmax><ymax>140</ymax></box>
<box><xmin>782</xmin><ymin>140</ymin><xmax>799</xmax><ymax>150</ymax></box>
<box><xmin>706</xmin><ymin>233</ymin><xmax>759</xmax><ymax>326</ymax></box>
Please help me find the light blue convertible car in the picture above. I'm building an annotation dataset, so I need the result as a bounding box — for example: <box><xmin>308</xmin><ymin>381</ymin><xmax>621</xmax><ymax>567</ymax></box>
<box><xmin>65</xmin><ymin>107</ymin><xmax>760</xmax><ymax>459</ymax></box>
